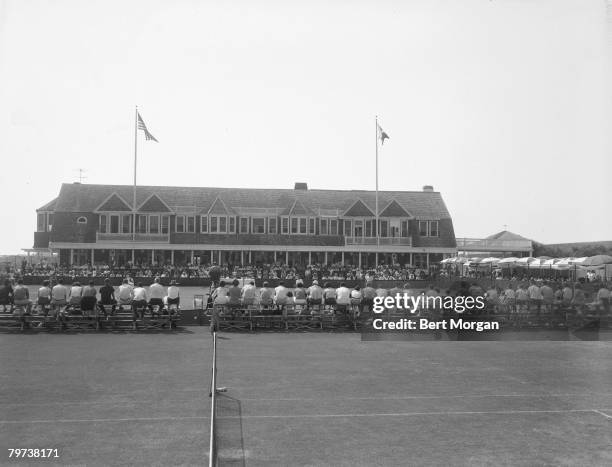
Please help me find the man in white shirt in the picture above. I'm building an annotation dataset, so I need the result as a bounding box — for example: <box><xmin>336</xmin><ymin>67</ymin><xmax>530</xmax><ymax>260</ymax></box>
<box><xmin>336</xmin><ymin>283</ymin><xmax>351</xmax><ymax>307</ymax></box>
<box><xmin>307</xmin><ymin>280</ymin><xmax>323</xmax><ymax>306</ymax></box>
<box><xmin>117</xmin><ymin>279</ymin><xmax>134</xmax><ymax>308</ymax></box>
<box><xmin>167</xmin><ymin>280</ymin><xmax>180</xmax><ymax>309</ymax></box>
<box><xmin>132</xmin><ymin>282</ymin><xmax>148</xmax><ymax>318</ymax></box>
<box><xmin>51</xmin><ymin>279</ymin><xmax>69</xmax><ymax>312</ymax></box>
<box><xmin>148</xmin><ymin>277</ymin><xmax>165</xmax><ymax>312</ymax></box>
<box><xmin>527</xmin><ymin>282</ymin><xmax>543</xmax><ymax>314</ymax></box>
<box><xmin>241</xmin><ymin>280</ymin><xmax>257</xmax><ymax>306</ymax></box>
<box><xmin>274</xmin><ymin>281</ymin><xmax>289</xmax><ymax>307</ymax></box>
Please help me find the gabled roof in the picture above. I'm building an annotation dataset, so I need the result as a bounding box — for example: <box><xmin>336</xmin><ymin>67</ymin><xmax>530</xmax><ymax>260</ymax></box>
<box><xmin>138</xmin><ymin>193</ymin><xmax>172</xmax><ymax>213</ymax></box>
<box><xmin>379</xmin><ymin>199</ymin><xmax>412</xmax><ymax>218</ymax></box>
<box><xmin>281</xmin><ymin>199</ymin><xmax>314</xmax><ymax>216</ymax></box>
<box><xmin>50</xmin><ymin>183</ymin><xmax>453</xmax><ymax>220</ymax></box>
<box><xmin>37</xmin><ymin>197</ymin><xmax>58</xmax><ymax>212</ymax></box>
<box><xmin>343</xmin><ymin>199</ymin><xmax>375</xmax><ymax>217</ymax></box>
<box><xmin>95</xmin><ymin>193</ymin><xmax>132</xmax><ymax>212</ymax></box>
<box><xmin>486</xmin><ymin>230</ymin><xmax>530</xmax><ymax>241</ymax></box>
<box><xmin>207</xmin><ymin>197</ymin><xmax>234</xmax><ymax>215</ymax></box>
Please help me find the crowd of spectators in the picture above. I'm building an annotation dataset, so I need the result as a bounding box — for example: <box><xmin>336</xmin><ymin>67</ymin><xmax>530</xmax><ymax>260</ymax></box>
<box><xmin>12</xmin><ymin>261</ymin><xmax>437</xmax><ymax>282</ymax></box>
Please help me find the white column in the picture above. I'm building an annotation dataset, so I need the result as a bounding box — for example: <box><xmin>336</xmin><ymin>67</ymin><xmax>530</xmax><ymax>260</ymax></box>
<box><xmin>308</xmin><ymin>251</ymin><xmax>312</xmax><ymax>265</ymax></box>
<box><xmin>69</xmin><ymin>249</ymin><xmax>74</xmax><ymax>265</ymax></box>
<box><xmin>358</xmin><ymin>252</ymin><xmax>362</xmax><ymax>268</ymax></box>
<box><xmin>218</xmin><ymin>250</ymin><xmax>222</xmax><ymax>265</ymax></box>
<box><xmin>171</xmin><ymin>250</ymin><xmax>175</xmax><ymax>265</ymax></box>
<box><xmin>131</xmin><ymin>249</ymin><xmax>135</xmax><ymax>264</ymax></box>
<box><xmin>324</xmin><ymin>251</ymin><xmax>328</xmax><ymax>265</ymax></box>
<box><xmin>426</xmin><ymin>253</ymin><xmax>430</xmax><ymax>269</ymax></box>
<box><xmin>190</xmin><ymin>250</ymin><xmax>194</xmax><ymax>264</ymax></box>
<box><xmin>341</xmin><ymin>251</ymin><xmax>345</xmax><ymax>265</ymax></box>
<box><xmin>151</xmin><ymin>249</ymin><xmax>155</xmax><ymax>264</ymax></box>
<box><xmin>241</xmin><ymin>251</ymin><xmax>244</xmax><ymax>266</ymax></box>
<box><xmin>285</xmin><ymin>251</ymin><xmax>289</xmax><ymax>265</ymax></box>
<box><xmin>91</xmin><ymin>249</ymin><xmax>94</xmax><ymax>265</ymax></box>
<box><xmin>274</xmin><ymin>251</ymin><xmax>277</xmax><ymax>263</ymax></box>
<box><xmin>211</xmin><ymin>250</ymin><xmax>214</xmax><ymax>264</ymax></box>
<box><xmin>249</xmin><ymin>250</ymin><xmax>252</xmax><ymax>263</ymax></box>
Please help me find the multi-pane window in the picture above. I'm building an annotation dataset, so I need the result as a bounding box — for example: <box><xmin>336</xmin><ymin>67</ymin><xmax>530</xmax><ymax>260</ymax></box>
<box><xmin>161</xmin><ymin>215</ymin><xmax>169</xmax><ymax>234</ymax></box>
<box><xmin>365</xmin><ymin>220</ymin><xmax>374</xmax><ymax>237</ymax></box>
<box><xmin>218</xmin><ymin>216</ymin><xmax>227</xmax><ymax>233</ymax></box>
<box><xmin>37</xmin><ymin>213</ymin><xmax>45</xmax><ymax>231</ymax></box>
<box><xmin>186</xmin><ymin>216</ymin><xmax>195</xmax><ymax>233</ymax></box>
<box><xmin>320</xmin><ymin>219</ymin><xmax>328</xmax><ymax>235</ymax></box>
<box><xmin>176</xmin><ymin>216</ymin><xmax>185</xmax><ymax>233</ymax></box>
<box><xmin>354</xmin><ymin>220</ymin><xmax>363</xmax><ymax>237</ymax></box>
<box><xmin>343</xmin><ymin>219</ymin><xmax>352</xmax><ymax>237</ymax></box>
<box><xmin>429</xmin><ymin>221</ymin><xmax>439</xmax><ymax>237</ymax></box>
<box><xmin>240</xmin><ymin>217</ymin><xmax>249</xmax><ymax>234</ymax></box>
<box><xmin>291</xmin><ymin>217</ymin><xmax>298</xmax><ymax>234</ymax></box>
<box><xmin>330</xmin><ymin>219</ymin><xmax>338</xmax><ymax>235</ymax></box>
<box><xmin>201</xmin><ymin>216</ymin><xmax>208</xmax><ymax>233</ymax></box>
<box><xmin>401</xmin><ymin>220</ymin><xmax>409</xmax><ymax>237</ymax></box>
<box><xmin>379</xmin><ymin>220</ymin><xmax>388</xmax><ymax>237</ymax></box>
<box><xmin>229</xmin><ymin>216</ymin><xmax>235</xmax><ymax>233</ymax></box>
<box><xmin>252</xmin><ymin>217</ymin><xmax>265</xmax><ymax>234</ymax></box>
<box><xmin>419</xmin><ymin>221</ymin><xmax>428</xmax><ymax>236</ymax></box>
<box><xmin>99</xmin><ymin>215</ymin><xmax>107</xmax><ymax>233</ymax></box>
<box><xmin>210</xmin><ymin>216</ymin><xmax>218</xmax><ymax>233</ymax></box>
<box><xmin>122</xmin><ymin>215</ymin><xmax>131</xmax><ymax>233</ymax></box>
<box><xmin>309</xmin><ymin>218</ymin><xmax>315</xmax><ymax>234</ymax></box>
<box><xmin>281</xmin><ymin>217</ymin><xmax>289</xmax><ymax>234</ymax></box>
<box><xmin>149</xmin><ymin>215</ymin><xmax>159</xmax><ymax>234</ymax></box>
<box><xmin>109</xmin><ymin>215</ymin><xmax>119</xmax><ymax>234</ymax></box>
<box><xmin>268</xmin><ymin>217</ymin><xmax>277</xmax><ymax>234</ymax></box>
<box><xmin>299</xmin><ymin>218</ymin><xmax>307</xmax><ymax>234</ymax></box>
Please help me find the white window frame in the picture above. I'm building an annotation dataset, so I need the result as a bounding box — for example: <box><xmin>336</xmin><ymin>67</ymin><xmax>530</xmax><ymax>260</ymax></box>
<box><xmin>320</xmin><ymin>218</ymin><xmax>328</xmax><ymax>235</ymax></box>
<box><xmin>201</xmin><ymin>215</ymin><xmax>208</xmax><ymax>233</ymax></box>
<box><xmin>252</xmin><ymin>217</ymin><xmax>266</xmax><ymax>234</ymax></box>
<box><xmin>281</xmin><ymin>216</ymin><xmax>289</xmax><ymax>234</ymax></box>
<box><xmin>76</xmin><ymin>216</ymin><xmax>88</xmax><ymax>224</ymax></box>
<box><xmin>239</xmin><ymin>217</ymin><xmax>250</xmax><ymax>234</ymax></box>
<box><xmin>149</xmin><ymin>214</ymin><xmax>160</xmax><ymax>234</ymax></box>
<box><xmin>268</xmin><ymin>217</ymin><xmax>277</xmax><ymax>234</ymax></box>
<box><xmin>218</xmin><ymin>216</ymin><xmax>227</xmax><ymax>233</ymax></box>
<box><xmin>176</xmin><ymin>215</ymin><xmax>186</xmax><ymax>233</ymax></box>
<box><xmin>229</xmin><ymin>216</ymin><xmax>236</xmax><ymax>233</ymax></box>
<box><xmin>329</xmin><ymin>219</ymin><xmax>338</xmax><ymax>236</ymax></box>
<box><xmin>429</xmin><ymin>220</ymin><xmax>439</xmax><ymax>237</ymax></box>
<box><xmin>418</xmin><ymin>220</ymin><xmax>428</xmax><ymax>237</ymax></box>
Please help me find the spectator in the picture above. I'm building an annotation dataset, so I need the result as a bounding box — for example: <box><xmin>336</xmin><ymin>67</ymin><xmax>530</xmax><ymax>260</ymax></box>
<box><xmin>118</xmin><ymin>279</ymin><xmax>134</xmax><ymax>308</ymax></box>
<box><xmin>13</xmin><ymin>279</ymin><xmax>32</xmax><ymax>314</ymax></box>
<box><xmin>274</xmin><ymin>281</ymin><xmax>289</xmax><ymax>307</ymax></box>
<box><xmin>212</xmin><ymin>280</ymin><xmax>229</xmax><ymax>305</ymax></box>
<box><xmin>81</xmin><ymin>280</ymin><xmax>98</xmax><ymax>314</ymax></box>
<box><xmin>597</xmin><ymin>285</ymin><xmax>610</xmax><ymax>314</ymax></box>
<box><xmin>132</xmin><ymin>282</ymin><xmax>148</xmax><ymax>315</ymax></box>
<box><xmin>69</xmin><ymin>281</ymin><xmax>83</xmax><ymax>307</ymax></box>
<box><xmin>336</xmin><ymin>283</ymin><xmax>351</xmax><ymax>307</ymax></box>
<box><xmin>259</xmin><ymin>281</ymin><xmax>274</xmax><ymax>307</ymax></box>
<box><xmin>294</xmin><ymin>282</ymin><xmax>307</xmax><ymax>306</ymax></box>
<box><xmin>98</xmin><ymin>278</ymin><xmax>117</xmax><ymax>313</ymax></box>
<box><xmin>307</xmin><ymin>280</ymin><xmax>323</xmax><ymax>306</ymax></box>
<box><xmin>0</xmin><ymin>279</ymin><xmax>13</xmax><ymax>312</ymax></box>
<box><xmin>37</xmin><ymin>280</ymin><xmax>52</xmax><ymax>312</ymax></box>
<box><xmin>323</xmin><ymin>283</ymin><xmax>337</xmax><ymax>306</ymax></box>
<box><xmin>228</xmin><ymin>279</ymin><xmax>242</xmax><ymax>307</ymax></box>
<box><xmin>167</xmin><ymin>280</ymin><xmax>180</xmax><ymax>308</ymax></box>
<box><xmin>241</xmin><ymin>280</ymin><xmax>257</xmax><ymax>306</ymax></box>
<box><xmin>51</xmin><ymin>279</ymin><xmax>69</xmax><ymax>309</ymax></box>
<box><xmin>148</xmin><ymin>277</ymin><xmax>165</xmax><ymax>311</ymax></box>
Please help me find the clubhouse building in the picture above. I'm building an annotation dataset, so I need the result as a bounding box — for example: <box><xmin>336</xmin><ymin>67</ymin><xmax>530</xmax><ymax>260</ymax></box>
<box><xmin>31</xmin><ymin>182</ymin><xmax>457</xmax><ymax>269</ymax></box>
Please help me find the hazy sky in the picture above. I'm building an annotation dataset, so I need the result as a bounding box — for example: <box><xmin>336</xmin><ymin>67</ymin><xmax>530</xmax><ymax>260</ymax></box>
<box><xmin>0</xmin><ymin>0</ymin><xmax>609</xmax><ymax>254</ymax></box>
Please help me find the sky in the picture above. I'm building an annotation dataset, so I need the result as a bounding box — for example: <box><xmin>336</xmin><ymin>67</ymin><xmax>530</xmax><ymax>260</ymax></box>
<box><xmin>0</xmin><ymin>0</ymin><xmax>609</xmax><ymax>254</ymax></box>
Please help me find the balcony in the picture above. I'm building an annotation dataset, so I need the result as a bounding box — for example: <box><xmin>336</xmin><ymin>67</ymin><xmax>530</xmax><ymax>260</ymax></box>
<box><xmin>96</xmin><ymin>232</ymin><xmax>169</xmax><ymax>243</ymax></box>
<box><xmin>345</xmin><ymin>236</ymin><xmax>412</xmax><ymax>247</ymax></box>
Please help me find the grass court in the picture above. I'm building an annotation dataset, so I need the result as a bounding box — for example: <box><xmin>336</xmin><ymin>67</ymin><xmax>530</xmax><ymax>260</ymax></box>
<box><xmin>1</xmin><ymin>329</ymin><xmax>611</xmax><ymax>466</ymax></box>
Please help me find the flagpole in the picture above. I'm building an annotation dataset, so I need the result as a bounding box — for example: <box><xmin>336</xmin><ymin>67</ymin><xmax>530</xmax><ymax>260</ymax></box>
<box><xmin>133</xmin><ymin>106</ymin><xmax>138</xmax><ymax>242</ymax></box>
<box><xmin>375</xmin><ymin>115</ymin><xmax>379</xmax><ymax>250</ymax></box>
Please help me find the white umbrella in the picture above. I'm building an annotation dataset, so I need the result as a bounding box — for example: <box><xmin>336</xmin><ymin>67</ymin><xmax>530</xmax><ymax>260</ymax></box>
<box><xmin>515</xmin><ymin>257</ymin><xmax>537</xmax><ymax>266</ymax></box>
<box><xmin>581</xmin><ymin>255</ymin><xmax>612</xmax><ymax>267</ymax></box>
<box><xmin>569</xmin><ymin>257</ymin><xmax>588</xmax><ymax>265</ymax></box>
<box><xmin>552</xmin><ymin>258</ymin><xmax>574</xmax><ymax>270</ymax></box>
<box><xmin>480</xmin><ymin>257</ymin><xmax>501</xmax><ymax>264</ymax></box>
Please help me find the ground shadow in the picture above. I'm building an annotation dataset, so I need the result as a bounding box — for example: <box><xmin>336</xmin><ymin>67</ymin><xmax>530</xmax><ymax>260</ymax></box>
<box><xmin>216</xmin><ymin>393</ymin><xmax>246</xmax><ymax>467</ymax></box>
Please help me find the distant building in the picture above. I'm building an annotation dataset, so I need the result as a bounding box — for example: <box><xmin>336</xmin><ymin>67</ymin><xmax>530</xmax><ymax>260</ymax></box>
<box><xmin>456</xmin><ymin>230</ymin><xmax>533</xmax><ymax>257</ymax></box>
<box><xmin>30</xmin><ymin>182</ymin><xmax>457</xmax><ymax>268</ymax></box>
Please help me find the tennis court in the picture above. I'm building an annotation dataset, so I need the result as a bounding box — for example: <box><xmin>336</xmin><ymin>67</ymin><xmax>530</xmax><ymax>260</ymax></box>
<box><xmin>1</xmin><ymin>329</ymin><xmax>611</xmax><ymax>466</ymax></box>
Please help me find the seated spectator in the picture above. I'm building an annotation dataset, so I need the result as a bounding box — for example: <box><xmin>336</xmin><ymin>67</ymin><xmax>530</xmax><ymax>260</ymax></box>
<box><xmin>228</xmin><ymin>279</ymin><xmax>242</xmax><ymax>307</ymax></box>
<box><xmin>148</xmin><ymin>277</ymin><xmax>165</xmax><ymax>312</ymax></box>
<box><xmin>323</xmin><ymin>283</ymin><xmax>337</xmax><ymax>306</ymax></box>
<box><xmin>132</xmin><ymin>282</ymin><xmax>148</xmax><ymax>315</ymax></box>
<box><xmin>307</xmin><ymin>280</ymin><xmax>323</xmax><ymax>306</ymax></box>
<box><xmin>37</xmin><ymin>280</ymin><xmax>52</xmax><ymax>312</ymax></box>
<box><xmin>350</xmin><ymin>285</ymin><xmax>363</xmax><ymax>302</ymax></box>
<box><xmin>259</xmin><ymin>282</ymin><xmax>274</xmax><ymax>307</ymax></box>
<box><xmin>241</xmin><ymin>280</ymin><xmax>257</xmax><ymax>306</ymax></box>
<box><xmin>336</xmin><ymin>283</ymin><xmax>351</xmax><ymax>307</ymax></box>
<box><xmin>212</xmin><ymin>281</ymin><xmax>229</xmax><ymax>305</ymax></box>
<box><xmin>98</xmin><ymin>278</ymin><xmax>117</xmax><ymax>313</ymax></box>
<box><xmin>81</xmin><ymin>280</ymin><xmax>98</xmax><ymax>314</ymax></box>
<box><xmin>597</xmin><ymin>285</ymin><xmax>610</xmax><ymax>314</ymax></box>
<box><xmin>12</xmin><ymin>279</ymin><xmax>32</xmax><ymax>315</ymax></box>
<box><xmin>0</xmin><ymin>279</ymin><xmax>13</xmax><ymax>312</ymax></box>
<box><xmin>293</xmin><ymin>282</ymin><xmax>307</xmax><ymax>305</ymax></box>
<box><xmin>118</xmin><ymin>279</ymin><xmax>134</xmax><ymax>307</ymax></box>
<box><xmin>69</xmin><ymin>281</ymin><xmax>83</xmax><ymax>307</ymax></box>
<box><xmin>51</xmin><ymin>279</ymin><xmax>69</xmax><ymax>309</ymax></box>
<box><xmin>274</xmin><ymin>281</ymin><xmax>289</xmax><ymax>307</ymax></box>
<box><xmin>167</xmin><ymin>280</ymin><xmax>180</xmax><ymax>308</ymax></box>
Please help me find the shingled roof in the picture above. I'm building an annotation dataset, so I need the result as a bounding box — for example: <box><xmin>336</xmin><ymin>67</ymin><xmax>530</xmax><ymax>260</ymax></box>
<box><xmin>50</xmin><ymin>183</ymin><xmax>452</xmax><ymax>219</ymax></box>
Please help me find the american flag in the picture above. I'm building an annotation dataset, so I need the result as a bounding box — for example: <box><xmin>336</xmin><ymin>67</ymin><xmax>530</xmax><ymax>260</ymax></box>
<box><xmin>137</xmin><ymin>113</ymin><xmax>158</xmax><ymax>142</ymax></box>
